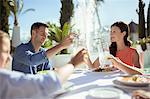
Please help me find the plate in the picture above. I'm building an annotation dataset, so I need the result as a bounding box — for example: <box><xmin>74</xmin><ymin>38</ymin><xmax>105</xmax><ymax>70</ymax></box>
<box><xmin>74</xmin><ymin>68</ymin><xmax>87</xmax><ymax>74</ymax></box>
<box><xmin>116</xmin><ymin>75</ymin><xmax>150</xmax><ymax>87</ymax></box>
<box><xmin>113</xmin><ymin>80</ymin><xmax>150</xmax><ymax>90</ymax></box>
<box><xmin>88</xmin><ymin>87</ymin><xmax>123</xmax><ymax>99</ymax></box>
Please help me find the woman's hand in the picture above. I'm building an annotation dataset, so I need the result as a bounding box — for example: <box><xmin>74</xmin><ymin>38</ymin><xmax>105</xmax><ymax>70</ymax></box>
<box><xmin>69</xmin><ymin>49</ymin><xmax>88</xmax><ymax>67</ymax></box>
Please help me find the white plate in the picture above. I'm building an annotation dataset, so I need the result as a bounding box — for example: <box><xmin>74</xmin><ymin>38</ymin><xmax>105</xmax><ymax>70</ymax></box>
<box><xmin>113</xmin><ymin>80</ymin><xmax>150</xmax><ymax>90</ymax></box>
<box><xmin>74</xmin><ymin>68</ymin><xmax>88</xmax><ymax>74</ymax></box>
<box><xmin>88</xmin><ymin>87</ymin><xmax>123</xmax><ymax>99</ymax></box>
<box><xmin>116</xmin><ymin>76</ymin><xmax>150</xmax><ymax>87</ymax></box>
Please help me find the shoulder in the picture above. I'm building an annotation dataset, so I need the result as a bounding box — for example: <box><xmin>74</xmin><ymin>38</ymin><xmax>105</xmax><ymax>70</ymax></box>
<box><xmin>40</xmin><ymin>47</ymin><xmax>47</xmax><ymax>52</ymax></box>
<box><xmin>128</xmin><ymin>47</ymin><xmax>140</xmax><ymax>59</ymax></box>
<box><xmin>16</xmin><ymin>43</ymin><xmax>29</xmax><ymax>50</ymax></box>
<box><xmin>0</xmin><ymin>69</ymin><xmax>25</xmax><ymax>79</ymax></box>
<box><xmin>127</xmin><ymin>47</ymin><xmax>137</xmax><ymax>53</ymax></box>
<box><xmin>14</xmin><ymin>42</ymin><xmax>32</xmax><ymax>54</ymax></box>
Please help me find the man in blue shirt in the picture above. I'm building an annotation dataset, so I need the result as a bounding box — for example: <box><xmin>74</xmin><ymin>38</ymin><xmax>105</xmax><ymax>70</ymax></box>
<box><xmin>12</xmin><ymin>22</ymin><xmax>74</xmax><ymax>74</ymax></box>
<box><xmin>0</xmin><ymin>30</ymin><xmax>88</xmax><ymax>99</ymax></box>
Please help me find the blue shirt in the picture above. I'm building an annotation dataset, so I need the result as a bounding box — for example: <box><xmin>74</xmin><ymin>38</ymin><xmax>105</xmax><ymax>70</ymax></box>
<box><xmin>12</xmin><ymin>41</ymin><xmax>53</xmax><ymax>74</ymax></box>
<box><xmin>0</xmin><ymin>69</ymin><xmax>61</xmax><ymax>99</ymax></box>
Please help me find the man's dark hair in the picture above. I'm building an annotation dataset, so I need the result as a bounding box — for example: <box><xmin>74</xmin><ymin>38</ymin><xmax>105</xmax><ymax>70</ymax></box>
<box><xmin>30</xmin><ymin>22</ymin><xmax>48</xmax><ymax>35</ymax></box>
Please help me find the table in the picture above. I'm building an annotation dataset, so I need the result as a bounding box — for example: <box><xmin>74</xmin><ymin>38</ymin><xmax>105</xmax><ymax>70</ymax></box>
<box><xmin>54</xmin><ymin>70</ymin><xmax>133</xmax><ymax>99</ymax></box>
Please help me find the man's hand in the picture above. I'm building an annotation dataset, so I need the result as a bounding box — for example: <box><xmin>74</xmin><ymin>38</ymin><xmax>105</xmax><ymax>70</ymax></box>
<box><xmin>59</xmin><ymin>33</ymin><xmax>76</xmax><ymax>49</ymax></box>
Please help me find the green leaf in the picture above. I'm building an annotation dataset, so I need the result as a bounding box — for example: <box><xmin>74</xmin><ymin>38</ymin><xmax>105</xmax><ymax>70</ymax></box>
<box><xmin>62</xmin><ymin>22</ymin><xmax>70</xmax><ymax>40</ymax></box>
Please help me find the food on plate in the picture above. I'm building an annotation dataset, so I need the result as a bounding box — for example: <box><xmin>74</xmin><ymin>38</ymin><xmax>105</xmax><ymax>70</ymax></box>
<box><xmin>132</xmin><ymin>90</ymin><xmax>150</xmax><ymax>99</ymax></box>
<box><xmin>94</xmin><ymin>66</ymin><xmax>118</xmax><ymax>72</ymax></box>
<box><xmin>120</xmin><ymin>75</ymin><xmax>150</xmax><ymax>83</ymax></box>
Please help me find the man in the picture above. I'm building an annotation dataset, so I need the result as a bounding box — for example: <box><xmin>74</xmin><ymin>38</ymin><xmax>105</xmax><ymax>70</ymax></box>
<box><xmin>12</xmin><ymin>22</ymin><xmax>74</xmax><ymax>74</ymax></box>
<box><xmin>0</xmin><ymin>30</ymin><xmax>88</xmax><ymax>99</ymax></box>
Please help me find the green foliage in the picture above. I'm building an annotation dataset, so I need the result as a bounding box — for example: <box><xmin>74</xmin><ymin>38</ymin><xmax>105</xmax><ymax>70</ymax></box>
<box><xmin>42</xmin><ymin>38</ymin><xmax>52</xmax><ymax>48</ymax></box>
<box><xmin>43</xmin><ymin>22</ymin><xmax>72</xmax><ymax>54</ymax></box>
<box><xmin>136</xmin><ymin>36</ymin><xmax>150</xmax><ymax>45</ymax></box>
<box><xmin>47</xmin><ymin>22</ymin><xmax>71</xmax><ymax>43</ymax></box>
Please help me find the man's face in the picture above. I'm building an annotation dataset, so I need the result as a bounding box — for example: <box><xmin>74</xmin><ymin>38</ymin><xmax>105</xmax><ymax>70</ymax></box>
<box><xmin>0</xmin><ymin>37</ymin><xmax>10</xmax><ymax>68</ymax></box>
<box><xmin>34</xmin><ymin>26</ymin><xmax>49</xmax><ymax>45</ymax></box>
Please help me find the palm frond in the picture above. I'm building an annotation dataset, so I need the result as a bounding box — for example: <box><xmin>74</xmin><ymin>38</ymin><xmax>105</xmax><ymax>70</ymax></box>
<box><xmin>17</xmin><ymin>0</ymin><xmax>24</xmax><ymax>15</ymax></box>
<box><xmin>22</xmin><ymin>9</ymin><xmax>35</xmax><ymax>15</ymax></box>
<box><xmin>62</xmin><ymin>22</ymin><xmax>70</xmax><ymax>40</ymax></box>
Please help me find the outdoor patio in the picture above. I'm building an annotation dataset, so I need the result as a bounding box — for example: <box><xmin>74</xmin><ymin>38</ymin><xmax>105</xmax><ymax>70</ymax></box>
<box><xmin>0</xmin><ymin>0</ymin><xmax>150</xmax><ymax>99</ymax></box>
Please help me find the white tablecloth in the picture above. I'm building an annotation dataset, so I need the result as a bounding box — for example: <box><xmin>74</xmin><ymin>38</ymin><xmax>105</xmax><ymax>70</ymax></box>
<box><xmin>54</xmin><ymin>70</ymin><xmax>145</xmax><ymax>99</ymax></box>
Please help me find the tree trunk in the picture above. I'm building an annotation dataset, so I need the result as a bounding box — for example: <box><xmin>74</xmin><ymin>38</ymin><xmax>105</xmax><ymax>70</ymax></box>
<box><xmin>147</xmin><ymin>2</ymin><xmax>150</xmax><ymax>37</ymax></box>
<box><xmin>0</xmin><ymin>0</ymin><xmax>10</xmax><ymax>33</ymax></box>
<box><xmin>60</xmin><ymin>0</ymin><xmax>74</xmax><ymax>30</ymax></box>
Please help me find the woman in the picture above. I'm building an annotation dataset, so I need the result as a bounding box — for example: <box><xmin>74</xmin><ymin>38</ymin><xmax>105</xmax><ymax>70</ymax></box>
<box><xmin>90</xmin><ymin>21</ymin><xmax>143</xmax><ymax>75</ymax></box>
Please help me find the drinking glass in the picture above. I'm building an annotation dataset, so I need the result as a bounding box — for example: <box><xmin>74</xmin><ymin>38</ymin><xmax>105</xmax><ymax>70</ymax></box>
<box><xmin>72</xmin><ymin>33</ymin><xmax>87</xmax><ymax>55</ymax></box>
<box><xmin>99</xmin><ymin>51</ymin><xmax>112</xmax><ymax>68</ymax></box>
<box><xmin>98</xmin><ymin>30</ymin><xmax>112</xmax><ymax>68</ymax></box>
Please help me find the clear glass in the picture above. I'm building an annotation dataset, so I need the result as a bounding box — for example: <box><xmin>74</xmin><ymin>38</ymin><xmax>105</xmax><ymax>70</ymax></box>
<box><xmin>98</xmin><ymin>27</ymin><xmax>112</xmax><ymax>68</ymax></box>
<box><xmin>72</xmin><ymin>32</ymin><xmax>87</xmax><ymax>55</ymax></box>
<box><xmin>99</xmin><ymin>51</ymin><xmax>112</xmax><ymax>68</ymax></box>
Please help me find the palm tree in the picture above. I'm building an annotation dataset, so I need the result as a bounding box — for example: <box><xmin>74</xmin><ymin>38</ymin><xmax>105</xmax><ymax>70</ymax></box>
<box><xmin>0</xmin><ymin>0</ymin><xmax>10</xmax><ymax>33</ymax></box>
<box><xmin>8</xmin><ymin>0</ymin><xmax>35</xmax><ymax>26</ymax></box>
<box><xmin>7</xmin><ymin>0</ymin><xmax>35</xmax><ymax>48</ymax></box>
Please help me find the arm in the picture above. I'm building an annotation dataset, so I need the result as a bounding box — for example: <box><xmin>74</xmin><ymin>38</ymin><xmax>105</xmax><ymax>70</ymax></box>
<box><xmin>13</xmin><ymin>33</ymin><xmax>74</xmax><ymax>67</ymax></box>
<box><xmin>108</xmin><ymin>55</ymin><xmax>143</xmax><ymax>75</ymax></box>
<box><xmin>0</xmin><ymin>69</ymin><xmax>61</xmax><ymax>99</ymax></box>
<box><xmin>133</xmin><ymin>50</ymin><xmax>142</xmax><ymax>69</ymax></box>
<box><xmin>93</xmin><ymin>57</ymin><xmax>100</xmax><ymax>68</ymax></box>
<box><xmin>55</xmin><ymin>49</ymin><xmax>88</xmax><ymax>84</ymax></box>
<box><xmin>45</xmin><ymin>33</ymin><xmax>74</xmax><ymax>58</ymax></box>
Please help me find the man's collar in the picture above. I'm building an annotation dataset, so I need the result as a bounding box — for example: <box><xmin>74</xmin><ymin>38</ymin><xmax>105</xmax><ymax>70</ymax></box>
<box><xmin>27</xmin><ymin>41</ymin><xmax>44</xmax><ymax>52</ymax></box>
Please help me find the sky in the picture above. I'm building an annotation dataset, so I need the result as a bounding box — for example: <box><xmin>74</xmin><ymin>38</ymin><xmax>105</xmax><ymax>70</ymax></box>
<box><xmin>9</xmin><ymin>0</ymin><xmax>150</xmax><ymax>42</ymax></box>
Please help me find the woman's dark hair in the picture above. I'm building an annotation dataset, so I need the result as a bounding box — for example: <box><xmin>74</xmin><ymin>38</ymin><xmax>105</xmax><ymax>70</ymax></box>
<box><xmin>109</xmin><ymin>21</ymin><xmax>131</xmax><ymax>56</ymax></box>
